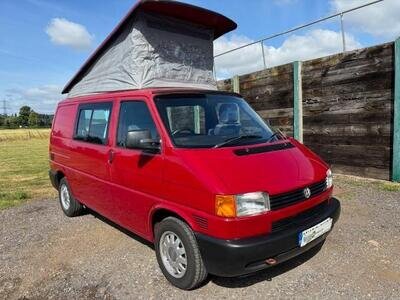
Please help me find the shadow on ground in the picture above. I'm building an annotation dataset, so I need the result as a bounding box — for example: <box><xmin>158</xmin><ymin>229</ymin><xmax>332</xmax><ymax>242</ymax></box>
<box><xmin>88</xmin><ymin>207</ymin><xmax>324</xmax><ymax>289</ymax></box>
<box><xmin>88</xmin><ymin>208</ymin><xmax>155</xmax><ymax>250</ymax></box>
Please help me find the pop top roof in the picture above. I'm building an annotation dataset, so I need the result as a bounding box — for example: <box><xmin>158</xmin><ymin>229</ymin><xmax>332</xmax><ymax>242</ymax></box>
<box><xmin>62</xmin><ymin>0</ymin><xmax>237</xmax><ymax>95</ymax></box>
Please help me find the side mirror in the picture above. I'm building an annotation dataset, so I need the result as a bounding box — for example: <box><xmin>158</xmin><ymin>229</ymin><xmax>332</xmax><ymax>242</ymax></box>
<box><xmin>126</xmin><ymin>129</ymin><xmax>160</xmax><ymax>152</ymax></box>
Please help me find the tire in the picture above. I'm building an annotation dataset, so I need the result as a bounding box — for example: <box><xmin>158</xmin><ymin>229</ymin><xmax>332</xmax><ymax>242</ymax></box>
<box><xmin>154</xmin><ymin>217</ymin><xmax>207</xmax><ymax>290</ymax></box>
<box><xmin>58</xmin><ymin>177</ymin><xmax>84</xmax><ymax>217</ymax></box>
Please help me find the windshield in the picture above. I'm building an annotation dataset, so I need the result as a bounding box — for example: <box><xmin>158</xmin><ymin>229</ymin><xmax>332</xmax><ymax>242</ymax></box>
<box><xmin>155</xmin><ymin>93</ymin><xmax>280</xmax><ymax>148</ymax></box>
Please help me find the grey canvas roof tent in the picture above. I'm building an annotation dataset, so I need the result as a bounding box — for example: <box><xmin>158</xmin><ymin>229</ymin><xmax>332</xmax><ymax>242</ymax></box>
<box><xmin>62</xmin><ymin>0</ymin><xmax>237</xmax><ymax>98</ymax></box>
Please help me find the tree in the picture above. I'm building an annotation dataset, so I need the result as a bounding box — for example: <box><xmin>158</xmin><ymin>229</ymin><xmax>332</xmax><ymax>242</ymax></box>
<box><xmin>0</xmin><ymin>106</ymin><xmax>54</xmax><ymax>128</ymax></box>
<box><xmin>28</xmin><ymin>111</ymin><xmax>39</xmax><ymax>127</ymax></box>
<box><xmin>18</xmin><ymin>106</ymin><xmax>32</xmax><ymax>127</ymax></box>
<box><xmin>38</xmin><ymin>114</ymin><xmax>54</xmax><ymax>127</ymax></box>
<box><xmin>5</xmin><ymin>116</ymin><xmax>18</xmax><ymax>128</ymax></box>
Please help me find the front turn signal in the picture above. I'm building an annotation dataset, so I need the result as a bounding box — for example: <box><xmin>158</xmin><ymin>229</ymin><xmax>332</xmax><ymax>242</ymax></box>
<box><xmin>215</xmin><ymin>195</ymin><xmax>236</xmax><ymax>218</ymax></box>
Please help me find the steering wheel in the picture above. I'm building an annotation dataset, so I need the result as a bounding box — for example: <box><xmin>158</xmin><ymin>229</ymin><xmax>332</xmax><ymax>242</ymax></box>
<box><xmin>172</xmin><ymin>128</ymin><xmax>194</xmax><ymax>136</ymax></box>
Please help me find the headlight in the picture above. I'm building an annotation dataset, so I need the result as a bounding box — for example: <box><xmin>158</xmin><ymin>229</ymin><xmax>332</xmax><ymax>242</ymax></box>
<box><xmin>236</xmin><ymin>192</ymin><xmax>270</xmax><ymax>217</ymax></box>
<box><xmin>215</xmin><ymin>192</ymin><xmax>270</xmax><ymax>218</ymax></box>
<box><xmin>326</xmin><ymin>169</ymin><xmax>333</xmax><ymax>189</ymax></box>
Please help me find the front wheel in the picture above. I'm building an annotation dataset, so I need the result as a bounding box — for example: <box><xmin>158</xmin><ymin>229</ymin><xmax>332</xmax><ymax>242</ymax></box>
<box><xmin>154</xmin><ymin>217</ymin><xmax>207</xmax><ymax>290</ymax></box>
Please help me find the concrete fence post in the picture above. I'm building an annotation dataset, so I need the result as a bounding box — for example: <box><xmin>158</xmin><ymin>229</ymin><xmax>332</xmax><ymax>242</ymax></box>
<box><xmin>232</xmin><ymin>75</ymin><xmax>240</xmax><ymax>93</ymax></box>
<box><xmin>293</xmin><ymin>61</ymin><xmax>303</xmax><ymax>143</ymax></box>
<box><xmin>393</xmin><ymin>39</ymin><xmax>400</xmax><ymax>182</ymax></box>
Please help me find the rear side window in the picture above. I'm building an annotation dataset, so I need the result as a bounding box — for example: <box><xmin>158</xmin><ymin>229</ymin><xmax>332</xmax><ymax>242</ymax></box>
<box><xmin>76</xmin><ymin>109</ymin><xmax>92</xmax><ymax>138</ymax></box>
<box><xmin>117</xmin><ymin>101</ymin><xmax>159</xmax><ymax>148</ymax></box>
<box><xmin>74</xmin><ymin>102</ymin><xmax>112</xmax><ymax>145</ymax></box>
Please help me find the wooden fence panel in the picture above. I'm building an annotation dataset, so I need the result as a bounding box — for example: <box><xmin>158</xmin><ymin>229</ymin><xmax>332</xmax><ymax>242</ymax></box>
<box><xmin>218</xmin><ymin>42</ymin><xmax>395</xmax><ymax>180</ymax></box>
<box><xmin>302</xmin><ymin>43</ymin><xmax>393</xmax><ymax>180</ymax></box>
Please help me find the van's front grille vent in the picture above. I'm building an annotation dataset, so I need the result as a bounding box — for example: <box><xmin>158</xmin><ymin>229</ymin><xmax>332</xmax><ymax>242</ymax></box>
<box><xmin>270</xmin><ymin>180</ymin><xmax>327</xmax><ymax>210</ymax></box>
<box><xmin>193</xmin><ymin>215</ymin><xmax>208</xmax><ymax>229</ymax></box>
<box><xmin>271</xmin><ymin>200</ymin><xmax>328</xmax><ymax>233</ymax></box>
<box><xmin>234</xmin><ymin>142</ymin><xmax>294</xmax><ymax>156</ymax></box>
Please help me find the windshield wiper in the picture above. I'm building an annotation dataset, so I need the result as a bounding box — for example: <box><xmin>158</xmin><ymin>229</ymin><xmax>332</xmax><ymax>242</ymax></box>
<box><xmin>265</xmin><ymin>132</ymin><xmax>280</xmax><ymax>143</ymax></box>
<box><xmin>214</xmin><ymin>135</ymin><xmax>262</xmax><ymax>148</ymax></box>
<box><xmin>265</xmin><ymin>130</ymin><xmax>287</xmax><ymax>143</ymax></box>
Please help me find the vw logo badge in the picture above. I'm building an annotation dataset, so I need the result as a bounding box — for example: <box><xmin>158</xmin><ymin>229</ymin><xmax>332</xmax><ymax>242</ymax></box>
<box><xmin>304</xmin><ymin>188</ymin><xmax>311</xmax><ymax>199</ymax></box>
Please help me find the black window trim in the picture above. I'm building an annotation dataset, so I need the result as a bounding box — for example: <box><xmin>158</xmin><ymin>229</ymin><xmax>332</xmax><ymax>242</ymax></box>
<box><xmin>115</xmin><ymin>99</ymin><xmax>161</xmax><ymax>152</ymax></box>
<box><xmin>73</xmin><ymin>102</ymin><xmax>113</xmax><ymax>146</ymax></box>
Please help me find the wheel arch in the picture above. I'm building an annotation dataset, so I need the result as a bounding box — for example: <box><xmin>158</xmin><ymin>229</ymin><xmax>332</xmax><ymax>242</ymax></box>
<box><xmin>54</xmin><ymin>170</ymin><xmax>66</xmax><ymax>189</ymax></box>
<box><xmin>149</xmin><ymin>206</ymin><xmax>196</xmax><ymax>242</ymax></box>
<box><xmin>49</xmin><ymin>169</ymin><xmax>66</xmax><ymax>189</ymax></box>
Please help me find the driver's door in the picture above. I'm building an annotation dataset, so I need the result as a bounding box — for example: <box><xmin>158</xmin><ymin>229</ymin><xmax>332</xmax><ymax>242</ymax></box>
<box><xmin>110</xmin><ymin>99</ymin><xmax>164</xmax><ymax>236</ymax></box>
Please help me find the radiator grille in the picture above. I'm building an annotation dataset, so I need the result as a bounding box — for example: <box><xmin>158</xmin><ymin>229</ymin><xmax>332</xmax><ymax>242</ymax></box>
<box><xmin>270</xmin><ymin>180</ymin><xmax>327</xmax><ymax>211</ymax></box>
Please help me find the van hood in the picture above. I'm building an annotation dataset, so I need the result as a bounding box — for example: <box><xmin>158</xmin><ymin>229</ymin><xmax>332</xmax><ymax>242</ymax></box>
<box><xmin>177</xmin><ymin>140</ymin><xmax>328</xmax><ymax>195</ymax></box>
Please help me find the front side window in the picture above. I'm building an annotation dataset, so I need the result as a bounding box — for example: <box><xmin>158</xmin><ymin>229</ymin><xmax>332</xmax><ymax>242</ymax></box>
<box><xmin>75</xmin><ymin>103</ymin><xmax>111</xmax><ymax>145</ymax></box>
<box><xmin>117</xmin><ymin>101</ymin><xmax>159</xmax><ymax>148</ymax></box>
<box><xmin>156</xmin><ymin>94</ymin><xmax>280</xmax><ymax>148</ymax></box>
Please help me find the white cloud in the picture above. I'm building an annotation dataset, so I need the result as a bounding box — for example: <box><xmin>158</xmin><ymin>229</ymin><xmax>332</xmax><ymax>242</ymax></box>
<box><xmin>6</xmin><ymin>85</ymin><xmax>63</xmax><ymax>114</ymax></box>
<box><xmin>46</xmin><ymin>18</ymin><xmax>94</xmax><ymax>51</ymax></box>
<box><xmin>331</xmin><ymin>0</ymin><xmax>400</xmax><ymax>40</ymax></box>
<box><xmin>265</xmin><ymin>29</ymin><xmax>362</xmax><ymax>66</ymax></box>
<box><xmin>214</xmin><ymin>29</ymin><xmax>362</xmax><ymax>78</ymax></box>
<box><xmin>214</xmin><ymin>35</ymin><xmax>263</xmax><ymax>78</ymax></box>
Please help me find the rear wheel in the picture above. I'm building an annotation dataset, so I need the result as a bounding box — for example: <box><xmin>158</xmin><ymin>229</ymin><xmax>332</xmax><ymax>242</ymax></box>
<box><xmin>58</xmin><ymin>177</ymin><xmax>84</xmax><ymax>217</ymax></box>
<box><xmin>154</xmin><ymin>217</ymin><xmax>207</xmax><ymax>290</ymax></box>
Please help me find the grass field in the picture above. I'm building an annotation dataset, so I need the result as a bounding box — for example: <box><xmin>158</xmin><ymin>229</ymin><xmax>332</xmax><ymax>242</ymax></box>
<box><xmin>0</xmin><ymin>129</ymin><xmax>56</xmax><ymax>209</ymax></box>
<box><xmin>0</xmin><ymin>128</ymin><xmax>50</xmax><ymax>142</ymax></box>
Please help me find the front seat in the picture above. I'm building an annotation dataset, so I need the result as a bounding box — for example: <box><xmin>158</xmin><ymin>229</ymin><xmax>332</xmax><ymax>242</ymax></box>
<box><xmin>213</xmin><ymin>103</ymin><xmax>241</xmax><ymax>136</ymax></box>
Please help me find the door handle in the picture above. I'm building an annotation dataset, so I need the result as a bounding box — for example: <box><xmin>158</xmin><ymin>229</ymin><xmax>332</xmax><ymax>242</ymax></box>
<box><xmin>108</xmin><ymin>150</ymin><xmax>115</xmax><ymax>164</ymax></box>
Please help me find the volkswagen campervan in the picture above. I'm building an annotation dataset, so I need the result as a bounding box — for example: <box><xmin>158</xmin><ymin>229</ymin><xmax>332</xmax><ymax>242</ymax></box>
<box><xmin>49</xmin><ymin>88</ymin><xmax>340</xmax><ymax>289</ymax></box>
<box><xmin>49</xmin><ymin>0</ymin><xmax>340</xmax><ymax>290</ymax></box>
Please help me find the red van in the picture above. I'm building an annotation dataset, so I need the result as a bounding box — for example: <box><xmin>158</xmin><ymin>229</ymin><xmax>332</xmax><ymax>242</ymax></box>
<box><xmin>49</xmin><ymin>88</ymin><xmax>340</xmax><ymax>289</ymax></box>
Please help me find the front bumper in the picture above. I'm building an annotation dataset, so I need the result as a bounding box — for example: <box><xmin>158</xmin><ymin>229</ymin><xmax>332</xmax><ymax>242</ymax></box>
<box><xmin>196</xmin><ymin>197</ymin><xmax>341</xmax><ymax>277</ymax></box>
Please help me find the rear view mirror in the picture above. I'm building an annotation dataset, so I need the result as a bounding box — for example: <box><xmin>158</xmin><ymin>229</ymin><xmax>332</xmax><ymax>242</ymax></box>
<box><xmin>126</xmin><ymin>130</ymin><xmax>160</xmax><ymax>152</ymax></box>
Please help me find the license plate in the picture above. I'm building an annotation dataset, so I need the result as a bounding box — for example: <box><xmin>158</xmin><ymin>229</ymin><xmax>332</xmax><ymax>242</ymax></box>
<box><xmin>298</xmin><ymin>218</ymin><xmax>333</xmax><ymax>247</ymax></box>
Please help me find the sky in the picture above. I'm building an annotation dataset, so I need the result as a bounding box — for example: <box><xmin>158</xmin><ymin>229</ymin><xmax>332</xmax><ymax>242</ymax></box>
<box><xmin>0</xmin><ymin>0</ymin><xmax>399</xmax><ymax>114</ymax></box>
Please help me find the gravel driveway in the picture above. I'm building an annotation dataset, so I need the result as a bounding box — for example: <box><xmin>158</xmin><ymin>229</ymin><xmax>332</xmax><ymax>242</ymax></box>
<box><xmin>1</xmin><ymin>175</ymin><xmax>399</xmax><ymax>299</ymax></box>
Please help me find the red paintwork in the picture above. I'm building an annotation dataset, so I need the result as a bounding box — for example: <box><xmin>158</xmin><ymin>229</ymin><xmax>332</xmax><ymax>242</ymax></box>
<box><xmin>49</xmin><ymin>89</ymin><xmax>332</xmax><ymax>242</ymax></box>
